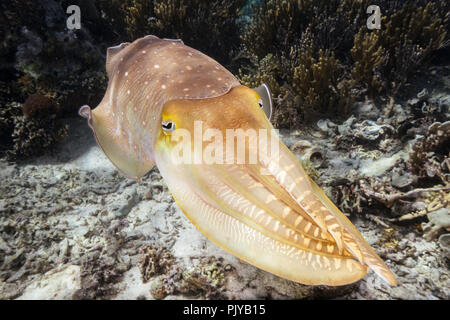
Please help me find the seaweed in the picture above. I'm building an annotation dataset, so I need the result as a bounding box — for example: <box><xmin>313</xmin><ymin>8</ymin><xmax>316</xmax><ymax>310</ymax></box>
<box><xmin>289</xmin><ymin>42</ymin><xmax>354</xmax><ymax>115</ymax></box>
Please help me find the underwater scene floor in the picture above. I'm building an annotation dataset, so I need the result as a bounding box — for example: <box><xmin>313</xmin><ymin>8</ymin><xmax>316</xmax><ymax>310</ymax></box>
<box><xmin>1</xmin><ymin>98</ymin><xmax>448</xmax><ymax>299</ymax></box>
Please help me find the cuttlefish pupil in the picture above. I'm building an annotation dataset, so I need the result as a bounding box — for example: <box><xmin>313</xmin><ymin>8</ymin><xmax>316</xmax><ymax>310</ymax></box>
<box><xmin>79</xmin><ymin>35</ymin><xmax>397</xmax><ymax>286</ymax></box>
<box><xmin>162</xmin><ymin>120</ymin><xmax>175</xmax><ymax>133</ymax></box>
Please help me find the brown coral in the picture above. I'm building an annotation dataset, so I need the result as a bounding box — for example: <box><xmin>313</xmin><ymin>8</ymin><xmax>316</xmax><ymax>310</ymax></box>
<box><xmin>350</xmin><ymin>30</ymin><xmax>385</xmax><ymax>95</ymax></box>
<box><xmin>239</xmin><ymin>0</ymin><xmax>448</xmax><ymax>127</ymax></box>
<box><xmin>408</xmin><ymin>121</ymin><xmax>450</xmax><ymax>183</ymax></box>
<box><xmin>351</xmin><ymin>2</ymin><xmax>447</xmax><ymax>94</ymax></box>
<box><xmin>95</xmin><ymin>0</ymin><xmax>245</xmax><ymax>67</ymax></box>
<box><xmin>138</xmin><ymin>245</ymin><xmax>174</xmax><ymax>282</ymax></box>
<box><xmin>22</xmin><ymin>94</ymin><xmax>59</xmax><ymax>119</ymax></box>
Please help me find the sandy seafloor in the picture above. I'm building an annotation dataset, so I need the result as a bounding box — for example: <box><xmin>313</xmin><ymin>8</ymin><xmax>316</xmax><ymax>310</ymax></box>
<box><xmin>0</xmin><ymin>94</ymin><xmax>449</xmax><ymax>300</ymax></box>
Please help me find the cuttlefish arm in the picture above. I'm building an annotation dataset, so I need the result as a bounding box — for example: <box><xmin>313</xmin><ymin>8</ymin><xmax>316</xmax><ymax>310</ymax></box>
<box><xmin>154</xmin><ymin>85</ymin><xmax>397</xmax><ymax>286</ymax></box>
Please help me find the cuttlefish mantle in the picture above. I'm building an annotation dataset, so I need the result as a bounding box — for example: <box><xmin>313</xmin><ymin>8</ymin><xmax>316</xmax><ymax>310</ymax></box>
<box><xmin>80</xmin><ymin>35</ymin><xmax>396</xmax><ymax>286</ymax></box>
<box><xmin>79</xmin><ymin>35</ymin><xmax>241</xmax><ymax>179</ymax></box>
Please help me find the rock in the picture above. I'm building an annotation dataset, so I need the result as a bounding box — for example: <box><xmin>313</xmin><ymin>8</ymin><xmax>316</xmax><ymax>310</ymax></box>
<box><xmin>338</xmin><ymin>116</ymin><xmax>355</xmax><ymax>135</ymax></box>
<box><xmin>438</xmin><ymin>234</ymin><xmax>450</xmax><ymax>259</ymax></box>
<box><xmin>16</xmin><ymin>265</ymin><xmax>81</xmax><ymax>300</ymax></box>
<box><xmin>391</xmin><ymin>171</ymin><xmax>416</xmax><ymax>188</ymax></box>
<box><xmin>1</xmin><ymin>248</ymin><xmax>24</xmax><ymax>270</ymax></box>
<box><xmin>404</xmin><ymin>257</ymin><xmax>417</xmax><ymax>268</ymax></box>
<box><xmin>407</xmin><ymin>98</ymin><xmax>420</xmax><ymax>107</ymax></box>
<box><xmin>0</xmin><ymin>236</ymin><xmax>12</xmax><ymax>254</ymax></box>
<box><xmin>316</xmin><ymin>119</ymin><xmax>337</xmax><ymax>135</ymax></box>
<box><xmin>149</xmin><ymin>276</ymin><xmax>168</xmax><ymax>300</ymax></box>
<box><xmin>355</xmin><ymin>102</ymin><xmax>380</xmax><ymax>120</ymax></box>
<box><xmin>422</xmin><ymin>208</ymin><xmax>450</xmax><ymax>241</ymax></box>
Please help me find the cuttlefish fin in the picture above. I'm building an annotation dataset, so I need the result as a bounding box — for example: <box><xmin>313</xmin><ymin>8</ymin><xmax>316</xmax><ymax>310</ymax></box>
<box><xmin>79</xmin><ymin>104</ymin><xmax>154</xmax><ymax>180</ymax></box>
<box><xmin>106</xmin><ymin>42</ymin><xmax>130</xmax><ymax>77</ymax></box>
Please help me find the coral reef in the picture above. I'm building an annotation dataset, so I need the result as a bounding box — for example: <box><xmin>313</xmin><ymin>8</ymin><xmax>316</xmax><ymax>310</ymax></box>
<box><xmin>408</xmin><ymin>121</ymin><xmax>449</xmax><ymax>183</ymax></box>
<box><xmin>150</xmin><ymin>0</ymin><xmax>246</xmax><ymax>67</ymax></box>
<box><xmin>0</xmin><ymin>0</ymin><xmax>449</xmax><ymax>301</ymax></box>
<box><xmin>3</xmin><ymin>0</ymin><xmax>447</xmax><ymax>154</ymax></box>
<box><xmin>239</xmin><ymin>0</ymin><xmax>448</xmax><ymax>128</ymax></box>
<box><xmin>90</xmin><ymin>0</ymin><xmax>246</xmax><ymax>67</ymax></box>
<box><xmin>138</xmin><ymin>245</ymin><xmax>230</xmax><ymax>299</ymax></box>
<box><xmin>9</xmin><ymin>113</ymin><xmax>68</xmax><ymax>160</ymax></box>
<box><xmin>1</xmin><ymin>0</ymin><xmax>247</xmax><ymax>158</ymax></box>
<box><xmin>139</xmin><ymin>245</ymin><xmax>174</xmax><ymax>282</ymax></box>
<box><xmin>351</xmin><ymin>2</ymin><xmax>448</xmax><ymax>95</ymax></box>
<box><xmin>0</xmin><ymin>0</ymin><xmax>107</xmax><ymax>159</ymax></box>
<box><xmin>0</xmin><ymin>97</ymin><xmax>68</xmax><ymax>160</ymax></box>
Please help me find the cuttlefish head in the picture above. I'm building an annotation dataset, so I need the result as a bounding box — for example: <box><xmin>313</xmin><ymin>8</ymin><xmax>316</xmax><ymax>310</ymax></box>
<box><xmin>158</xmin><ymin>85</ymin><xmax>268</xmax><ymax>143</ymax></box>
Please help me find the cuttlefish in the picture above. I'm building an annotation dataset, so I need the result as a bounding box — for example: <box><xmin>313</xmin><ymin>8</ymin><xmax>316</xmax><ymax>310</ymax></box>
<box><xmin>79</xmin><ymin>35</ymin><xmax>396</xmax><ymax>286</ymax></box>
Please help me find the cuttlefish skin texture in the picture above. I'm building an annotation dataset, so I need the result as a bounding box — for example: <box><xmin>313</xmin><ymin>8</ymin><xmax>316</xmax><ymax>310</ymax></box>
<box><xmin>80</xmin><ymin>35</ymin><xmax>397</xmax><ymax>286</ymax></box>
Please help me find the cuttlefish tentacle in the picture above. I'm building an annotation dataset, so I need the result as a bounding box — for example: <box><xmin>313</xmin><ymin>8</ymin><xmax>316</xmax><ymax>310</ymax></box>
<box><xmin>81</xmin><ymin>35</ymin><xmax>396</xmax><ymax>286</ymax></box>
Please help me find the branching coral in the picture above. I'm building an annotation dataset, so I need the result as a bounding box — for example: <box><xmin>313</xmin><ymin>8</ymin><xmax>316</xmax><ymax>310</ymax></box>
<box><xmin>242</xmin><ymin>0</ymin><xmax>366</xmax><ymax>60</ymax></box>
<box><xmin>8</xmin><ymin>110</ymin><xmax>68</xmax><ymax>160</ymax></box>
<box><xmin>94</xmin><ymin>0</ymin><xmax>246</xmax><ymax>66</ymax></box>
<box><xmin>290</xmin><ymin>43</ymin><xmax>353</xmax><ymax>115</ymax></box>
<box><xmin>351</xmin><ymin>31</ymin><xmax>385</xmax><ymax>95</ymax></box>
<box><xmin>139</xmin><ymin>245</ymin><xmax>174</xmax><ymax>282</ymax></box>
<box><xmin>408</xmin><ymin>121</ymin><xmax>450</xmax><ymax>183</ymax></box>
<box><xmin>351</xmin><ymin>2</ymin><xmax>447</xmax><ymax>94</ymax></box>
<box><xmin>239</xmin><ymin>1</ymin><xmax>365</xmax><ymax>126</ymax></box>
<box><xmin>239</xmin><ymin>0</ymin><xmax>448</xmax><ymax>127</ymax></box>
<box><xmin>1</xmin><ymin>84</ymin><xmax>68</xmax><ymax>159</ymax></box>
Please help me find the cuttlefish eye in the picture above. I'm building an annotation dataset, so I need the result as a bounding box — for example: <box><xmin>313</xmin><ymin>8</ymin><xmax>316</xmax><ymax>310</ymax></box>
<box><xmin>162</xmin><ymin>120</ymin><xmax>175</xmax><ymax>133</ymax></box>
<box><xmin>258</xmin><ymin>98</ymin><xmax>263</xmax><ymax>109</ymax></box>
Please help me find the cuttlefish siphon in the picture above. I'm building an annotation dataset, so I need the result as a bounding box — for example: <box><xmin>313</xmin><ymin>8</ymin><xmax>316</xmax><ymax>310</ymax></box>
<box><xmin>79</xmin><ymin>35</ymin><xmax>396</xmax><ymax>286</ymax></box>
